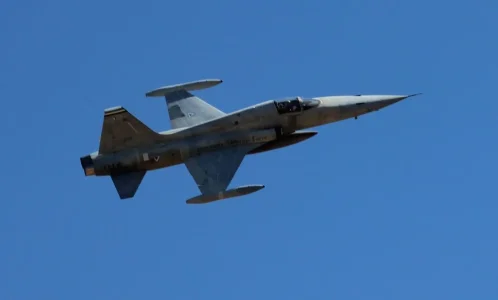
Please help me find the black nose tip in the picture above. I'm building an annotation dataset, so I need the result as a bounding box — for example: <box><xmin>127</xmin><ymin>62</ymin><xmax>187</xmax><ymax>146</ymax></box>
<box><xmin>407</xmin><ymin>93</ymin><xmax>423</xmax><ymax>98</ymax></box>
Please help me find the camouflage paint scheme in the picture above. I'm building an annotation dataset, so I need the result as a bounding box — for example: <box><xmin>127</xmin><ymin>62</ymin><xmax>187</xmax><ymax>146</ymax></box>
<box><xmin>80</xmin><ymin>79</ymin><xmax>419</xmax><ymax>204</ymax></box>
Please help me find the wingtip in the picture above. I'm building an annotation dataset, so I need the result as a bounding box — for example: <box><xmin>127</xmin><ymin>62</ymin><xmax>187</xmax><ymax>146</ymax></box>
<box><xmin>145</xmin><ymin>79</ymin><xmax>223</xmax><ymax>97</ymax></box>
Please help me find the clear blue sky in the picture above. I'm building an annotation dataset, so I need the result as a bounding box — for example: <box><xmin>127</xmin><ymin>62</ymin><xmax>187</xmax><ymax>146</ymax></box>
<box><xmin>2</xmin><ymin>0</ymin><xmax>497</xmax><ymax>299</ymax></box>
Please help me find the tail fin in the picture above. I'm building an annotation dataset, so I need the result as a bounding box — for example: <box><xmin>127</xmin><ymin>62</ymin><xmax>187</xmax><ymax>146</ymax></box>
<box><xmin>99</xmin><ymin>106</ymin><xmax>160</xmax><ymax>154</ymax></box>
<box><xmin>145</xmin><ymin>79</ymin><xmax>225</xmax><ymax>129</ymax></box>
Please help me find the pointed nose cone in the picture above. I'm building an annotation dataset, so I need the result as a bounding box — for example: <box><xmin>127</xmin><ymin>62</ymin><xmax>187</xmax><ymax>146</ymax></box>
<box><xmin>376</xmin><ymin>93</ymin><xmax>421</xmax><ymax>108</ymax></box>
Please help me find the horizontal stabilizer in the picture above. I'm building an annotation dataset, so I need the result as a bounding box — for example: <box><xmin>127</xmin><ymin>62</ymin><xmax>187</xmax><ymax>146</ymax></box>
<box><xmin>111</xmin><ymin>171</ymin><xmax>146</xmax><ymax>199</ymax></box>
<box><xmin>145</xmin><ymin>79</ymin><xmax>222</xmax><ymax>97</ymax></box>
<box><xmin>186</xmin><ymin>185</ymin><xmax>265</xmax><ymax>204</ymax></box>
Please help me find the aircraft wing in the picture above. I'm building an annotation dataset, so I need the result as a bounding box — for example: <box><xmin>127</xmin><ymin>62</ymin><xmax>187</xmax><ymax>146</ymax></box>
<box><xmin>184</xmin><ymin>144</ymin><xmax>260</xmax><ymax>195</ymax></box>
<box><xmin>145</xmin><ymin>79</ymin><xmax>225</xmax><ymax>129</ymax></box>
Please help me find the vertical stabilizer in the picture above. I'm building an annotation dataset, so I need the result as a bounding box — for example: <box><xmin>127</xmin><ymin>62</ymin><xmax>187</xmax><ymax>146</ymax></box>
<box><xmin>99</xmin><ymin>106</ymin><xmax>160</xmax><ymax>154</ymax></box>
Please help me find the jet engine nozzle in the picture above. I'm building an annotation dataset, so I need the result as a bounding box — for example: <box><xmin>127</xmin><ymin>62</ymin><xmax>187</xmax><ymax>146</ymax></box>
<box><xmin>80</xmin><ymin>155</ymin><xmax>95</xmax><ymax>176</ymax></box>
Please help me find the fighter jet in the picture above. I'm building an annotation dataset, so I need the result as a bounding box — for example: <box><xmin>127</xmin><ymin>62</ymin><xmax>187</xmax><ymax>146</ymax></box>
<box><xmin>80</xmin><ymin>79</ymin><xmax>419</xmax><ymax>204</ymax></box>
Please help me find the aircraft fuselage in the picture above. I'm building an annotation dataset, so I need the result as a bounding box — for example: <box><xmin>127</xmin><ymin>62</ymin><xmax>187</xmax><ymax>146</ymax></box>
<box><xmin>81</xmin><ymin>94</ymin><xmax>414</xmax><ymax>177</ymax></box>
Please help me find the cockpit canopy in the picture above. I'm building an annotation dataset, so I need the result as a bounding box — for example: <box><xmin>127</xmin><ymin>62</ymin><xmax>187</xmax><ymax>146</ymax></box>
<box><xmin>274</xmin><ymin>97</ymin><xmax>320</xmax><ymax>114</ymax></box>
